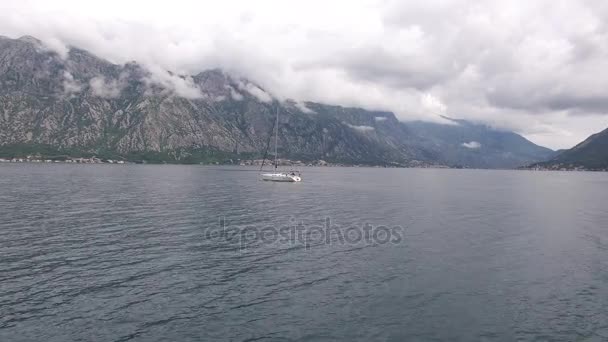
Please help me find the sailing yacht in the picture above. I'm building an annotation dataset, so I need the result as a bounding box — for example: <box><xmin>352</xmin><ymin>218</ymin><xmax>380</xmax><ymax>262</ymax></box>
<box><xmin>261</xmin><ymin>171</ymin><xmax>302</xmax><ymax>182</ymax></box>
<box><xmin>260</xmin><ymin>105</ymin><xmax>302</xmax><ymax>182</ymax></box>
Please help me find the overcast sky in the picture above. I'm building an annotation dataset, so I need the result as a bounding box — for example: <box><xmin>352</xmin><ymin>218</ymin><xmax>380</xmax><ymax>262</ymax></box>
<box><xmin>1</xmin><ymin>0</ymin><xmax>608</xmax><ymax>149</ymax></box>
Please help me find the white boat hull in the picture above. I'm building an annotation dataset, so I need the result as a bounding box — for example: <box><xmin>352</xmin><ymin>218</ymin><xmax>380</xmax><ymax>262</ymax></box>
<box><xmin>261</xmin><ymin>173</ymin><xmax>302</xmax><ymax>182</ymax></box>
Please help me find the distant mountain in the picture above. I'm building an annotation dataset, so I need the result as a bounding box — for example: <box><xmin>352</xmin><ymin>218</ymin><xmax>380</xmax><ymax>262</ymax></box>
<box><xmin>0</xmin><ymin>35</ymin><xmax>553</xmax><ymax>168</ymax></box>
<box><xmin>0</xmin><ymin>35</ymin><xmax>403</xmax><ymax>165</ymax></box>
<box><xmin>403</xmin><ymin>117</ymin><xmax>555</xmax><ymax>169</ymax></box>
<box><xmin>530</xmin><ymin>127</ymin><xmax>608</xmax><ymax>170</ymax></box>
<box><xmin>304</xmin><ymin>107</ymin><xmax>554</xmax><ymax>168</ymax></box>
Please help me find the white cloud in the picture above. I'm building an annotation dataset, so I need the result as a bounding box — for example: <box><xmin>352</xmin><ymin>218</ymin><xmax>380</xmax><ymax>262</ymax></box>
<box><xmin>89</xmin><ymin>75</ymin><xmax>126</xmax><ymax>98</ymax></box>
<box><xmin>374</xmin><ymin>116</ymin><xmax>387</xmax><ymax>122</ymax></box>
<box><xmin>144</xmin><ymin>66</ymin><xmax>203</xmax><ymax>99</ymax></box>
<box><xmin>43</xmin><ymin>37</ymin><xmax>69</xmax><ymax>59</ymax></box>
<box><xmin>227</xmin><ymin>86</ymin><xmax>244</xmax><ymax>101</ymax></box>
<box><xmin>295</xmin><ymin>101</ymin><xmax>316</xmax><ymax>114</ymax></box>
<box><xmin>238</xmin><ymin>81</ymin><xmax>272</xmax><ymax>103</ymax></box>
<box><xmin>462</xmin><ymin>141</ymin><xmax>481</xmax><ymax>149</ymax></box>
<box><xmin>2</xmin><ymin>0</ymin><xmax>608</xmax><ymax>148</ymax></box>
<box><xmin>62</xmin><ymin>71</ymin><xmax>81</xmax><ymax>94</ymax></box>
<box><xmin>421</xmin><ymin>94</ymin><xmax>447</xmax><ymax>117</ymax></box>
<box><xmin>347</xmin><ymin>124</ymin><xmax>375</xmax><ymax>132</ymax></box>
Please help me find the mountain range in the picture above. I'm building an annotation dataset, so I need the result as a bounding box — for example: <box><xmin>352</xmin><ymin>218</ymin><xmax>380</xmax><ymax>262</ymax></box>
<box><xmin>0</xmin><ymin>35</ymin><xmax>555</xmax><ymax>168</ymax></box>
<box><xmin>529</xmin><ymin>127</ymin><xmax>608</xmax><ymax>171</ymax></box>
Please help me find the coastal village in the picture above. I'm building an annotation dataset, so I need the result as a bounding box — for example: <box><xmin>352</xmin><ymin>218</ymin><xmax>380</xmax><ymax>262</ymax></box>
<box><xmin>238</xmin><ymin>158</ymin><xmax>446</xmax><ymax>168</ymax></box>
<box><xmin>0</xmin><ymin>155</ymin><xmax>445</xmax><ymax>168</ymax></box>
<box><xmin>2</xmin><ymin>156</ymin><xmax>604</xmax><ymax>171</ymax></box>
<box><xmin>526</xmin><ymin>164</ymin><xmax>608</xmax><ymax>172</ymax></box>
<box><xmin>0</xmin><ymin>156</ymin><xmax>125</xmax><ymax>164</ymax></box>
<box><xmin>0</xmin><ymin>156</ymin><xmax>386</xmax><ymax>167</ymax></box>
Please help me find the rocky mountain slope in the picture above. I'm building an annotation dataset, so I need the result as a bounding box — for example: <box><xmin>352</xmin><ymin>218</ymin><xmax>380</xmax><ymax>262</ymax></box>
<box><xmin>302</xmin><ymin>105</ymin><xmax>556</xmax><ymax>168</ymax></box>
<box><xmin>0</xmin><ymin>35</ymin><xmax>553</xmax><ymax>167</ymax></box>
<box><xmin>403</xmin><ymin>118</ymin><xmax>554</xmax><ymax>169</ymax></box>
<box><xmin>530</xmin><ymin>127</ymin><xmax>608</xmax><ymax>170</ymax></box>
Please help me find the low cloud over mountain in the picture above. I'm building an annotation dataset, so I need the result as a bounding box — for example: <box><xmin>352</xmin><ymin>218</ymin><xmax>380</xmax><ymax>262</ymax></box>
<box><xmin>0</xmin><ymin>35</ymin><xmax>554</xmax><ymax>168</ymax></box>
<box><xmin>2</xmin><ymin>0</ymin><xmax>608</xmax><ymax>149</ymax></box>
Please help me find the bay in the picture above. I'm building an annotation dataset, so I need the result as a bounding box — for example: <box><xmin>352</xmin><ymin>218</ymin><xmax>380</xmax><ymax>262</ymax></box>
<box><xmin>1</xmin><ymin>164</ymin><xmax>608</xmax><ymax>341</ymax></box>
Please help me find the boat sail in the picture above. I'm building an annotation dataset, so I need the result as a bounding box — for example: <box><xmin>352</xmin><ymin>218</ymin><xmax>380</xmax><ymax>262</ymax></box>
<box><xmin>260</xmin><ymin>105</ymin><xmax>302</xmax><ymax>182</ymax></box>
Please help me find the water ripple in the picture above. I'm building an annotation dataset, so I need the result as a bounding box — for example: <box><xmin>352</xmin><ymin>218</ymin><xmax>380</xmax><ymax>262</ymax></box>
<box><xmin>1</xmin><ymin>165</ymin><xmax>608</xmax><ymax>341</ymax></box>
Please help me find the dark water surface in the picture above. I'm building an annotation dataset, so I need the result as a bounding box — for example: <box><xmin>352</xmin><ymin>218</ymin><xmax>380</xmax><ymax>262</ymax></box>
<box><xmin>1</xmin><ymin>164</ymin><xmax>608</xmax><ymax>342</ymax></box>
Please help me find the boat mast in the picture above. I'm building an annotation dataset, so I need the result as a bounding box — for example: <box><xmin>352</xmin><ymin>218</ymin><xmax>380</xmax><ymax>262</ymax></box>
<box><xmin>274</xmin><ymin>104</ymin><xmax>279</xmax><ymax>169</ymax></box>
